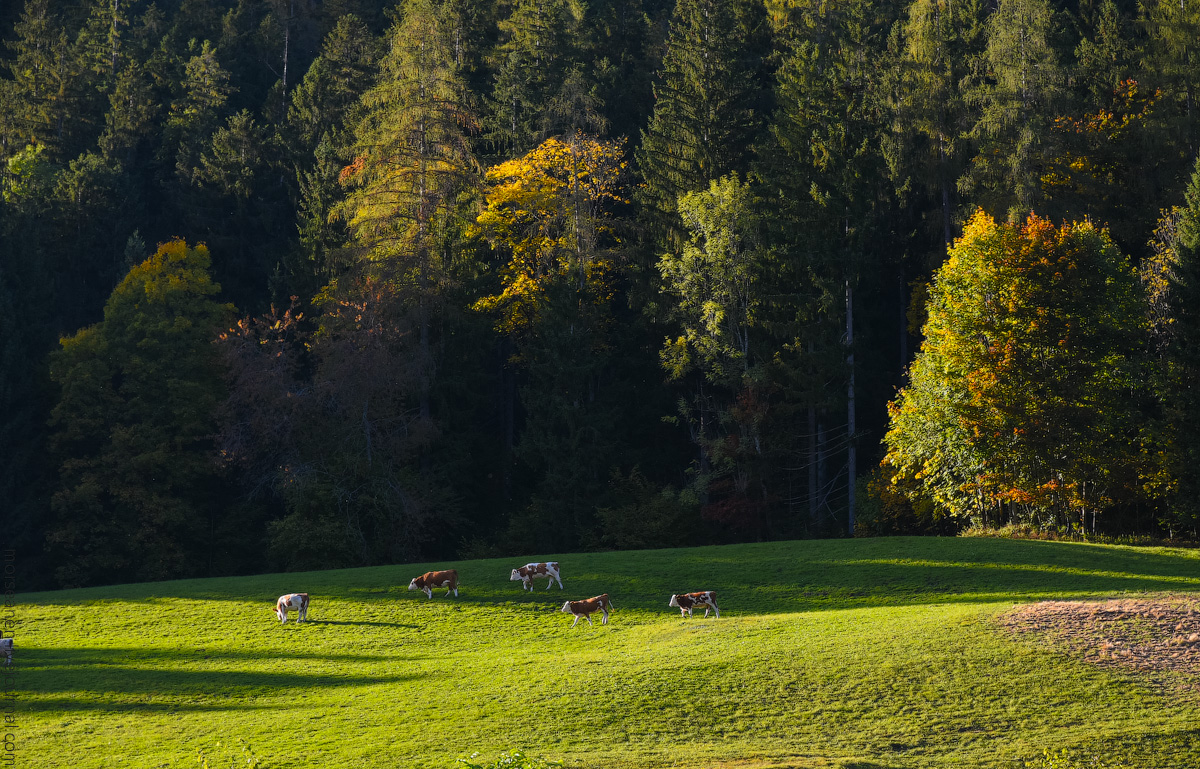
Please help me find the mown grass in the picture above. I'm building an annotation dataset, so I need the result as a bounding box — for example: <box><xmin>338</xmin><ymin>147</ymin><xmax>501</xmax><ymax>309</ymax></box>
<box><xmin>19</xmin><ymin>537</ymin><xmax>1200</xmax><ymax>768</ymax></box>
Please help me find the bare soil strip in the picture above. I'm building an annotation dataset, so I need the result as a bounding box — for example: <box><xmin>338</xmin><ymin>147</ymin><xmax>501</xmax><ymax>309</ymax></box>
<box><xmin>999</xmin><ymin>595</ymin><xmax>1200</xmax><ymax>689</ymax></box>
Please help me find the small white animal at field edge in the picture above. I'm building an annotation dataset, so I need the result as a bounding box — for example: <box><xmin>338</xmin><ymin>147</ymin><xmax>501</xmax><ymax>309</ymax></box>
<box><xmin>275</xmin><ymin>593</ymin><xmax>309</xmax><ymax>624</ymax></box>
<box><xmin>510</xmin><ymin>561</ymin><xmax>563</xmax><ymax>591</ymax></box>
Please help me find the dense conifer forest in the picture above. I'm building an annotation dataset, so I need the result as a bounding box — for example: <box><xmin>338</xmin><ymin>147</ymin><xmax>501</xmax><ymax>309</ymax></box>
<box><xmin>3</xmin><ymin>0</ymin><xmax>1199</xmax><ymax>589</ymax></box>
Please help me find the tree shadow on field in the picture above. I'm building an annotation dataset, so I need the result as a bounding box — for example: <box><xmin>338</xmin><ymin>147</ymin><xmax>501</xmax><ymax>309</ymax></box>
<box><xmin>20</xmin><ymin>538</ymin><xmax>1200</xmax><ymax>618</ymax></box>
<box><xmin>562</xmin><ymin>538</ymin><xmax>1200</xmax><ymax>615</ymax></box>
<box><xmin>306</xmin><ymin>619</ymin><xmax>420</xmax><ymax>628</ymax></box>
<box><xmin>25</xmin><ymin>645</ymin><xmax>428</xmax><ymax>713</ymax></box>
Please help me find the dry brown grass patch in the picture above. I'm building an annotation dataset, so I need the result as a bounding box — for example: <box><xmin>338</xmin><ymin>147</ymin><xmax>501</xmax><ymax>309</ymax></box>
<box><xmin>999</xmin><ymin>594</ymin><xmax>1200</xmax><ymax>689</ymax></box>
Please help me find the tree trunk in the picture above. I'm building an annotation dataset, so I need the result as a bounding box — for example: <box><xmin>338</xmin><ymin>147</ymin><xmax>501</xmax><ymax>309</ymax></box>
<box><xmin>846</xmin><ymin>280</ymin><xmax>856</xmax><ymax>536</ymax></box>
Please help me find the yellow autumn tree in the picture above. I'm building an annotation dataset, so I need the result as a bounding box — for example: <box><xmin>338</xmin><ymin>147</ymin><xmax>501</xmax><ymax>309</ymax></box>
<box><xmin>473</xmin><ymin>132</ymin><xmax>626</xmax><ymax>335</ymax></box>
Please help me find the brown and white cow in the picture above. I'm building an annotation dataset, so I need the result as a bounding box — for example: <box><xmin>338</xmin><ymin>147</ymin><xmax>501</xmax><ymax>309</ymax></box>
<box><xmin>275</xmin><ymin>593</ymin><xmax>309</xmax><ymax>624</ymax></box>
<box><xmin>668</xmin><ymin>591</ymin><xmax>719</xmax><ymax>619</ymax></box>
<box><xmin>510</xmin><ymin>561</ymin><xmax>563</xmax><ymax>591</ymax></box>
<box><xmin>409</xmin><ymin>569</ymin><xmax>459</xmax><ymax>599</ymax></box>
<box><xmin>561</xmin><ymin>594</ymin><xmax>614</xmax><ymax>628</ymax></box>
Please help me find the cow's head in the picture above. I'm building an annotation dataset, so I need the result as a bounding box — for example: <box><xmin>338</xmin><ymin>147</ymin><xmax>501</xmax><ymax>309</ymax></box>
<box><xmin>408</xmin><ymin>578</ymin><xmax>420</xmax><ymax>591</ymax></box>
<box><xmin>510</xmin><ymin>569</ymin><xmax>523</xmax><ymax>581</ymax></box>
<box><xmin>560</xmin><ymin>601</ymin><xmax>573</xmax><ymax>613</ymax></box>
<box><xmin>668</xmin><ymin>595</ymin><xmax>680</xmax><ymax>608</ymax></box>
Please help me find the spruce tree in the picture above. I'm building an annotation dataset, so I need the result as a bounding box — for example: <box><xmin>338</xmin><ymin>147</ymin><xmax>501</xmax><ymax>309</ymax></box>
<box><xmin>281</xmin><ymin>14</ymin><xmax>379</xmax><ymax>298</ymax></box>
<box><xmin>487</xmin><ymin>0</ymin><xmax>584</xmax><ymax>156</ymax></box>
<box><xmin>888</xmin><ymin>0</ymin><xmax>987</xmax><ymax>250</ymax></box>
<box><xmin>1139</xmin><ymin>0</ymin><xmax>1200</xmax><ymax>163</ymax></box>
<box><xmin>3</xmin><ymin>0</ymin><xmax>95</xmax><ymax>161</ymax></box>
<box><xmin>961</xmin><ymin>0</ymin><xmax>1065</xmax><ymax>217</ymax></box>
<box><xmin>1147</xmin><ymin>154</ymin><xmax>1200</xmax><ymax>536</ymax></box>
<box><xmin>635</xmin><ymin>0</ymin><xmax>767</xmax><ymax>241</ymax></box>
<box><xmin>765</xmin><ymin>0</ymin><xmax>903</xmax><ymax>534</ymax></box>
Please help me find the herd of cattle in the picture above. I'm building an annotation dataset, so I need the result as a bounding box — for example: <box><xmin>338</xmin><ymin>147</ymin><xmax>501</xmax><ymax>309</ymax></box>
<box><xmin>273</xmin><ymin>560</ymin><xmax>720</xmax><ymax>627</ymax></box>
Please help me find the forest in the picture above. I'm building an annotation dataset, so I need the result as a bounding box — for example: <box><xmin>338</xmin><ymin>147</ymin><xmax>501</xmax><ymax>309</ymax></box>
<box><xmin>2</xmin><ymin>0</ymin><xmax>1199</xmax><ymax>590</ymax></box>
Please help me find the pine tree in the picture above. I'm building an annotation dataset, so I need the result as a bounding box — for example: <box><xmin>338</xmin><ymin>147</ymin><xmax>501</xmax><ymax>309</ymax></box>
<box><xmin>888</xmin><ymin>0</ymin><xmax>987</xmax><ymax>250</ymax></box>
<box><xmin>487</xmin><ymin>0</ymin><xmax>585</xmax><ymax>155</ymax></box>
<box><xmin>1145</xmin><ymin>154</ymin><xmax>1200</xmax><ymax>537</ymax></box>
<box><xmin>635</xmin><ymin>0</ymin><xmax>768</xmax><ymax>241</ymax></box>
<box><xmin>961</xmin><ymin>0</ymin><xmax>1065</xmax><ymax>217</ymax></box>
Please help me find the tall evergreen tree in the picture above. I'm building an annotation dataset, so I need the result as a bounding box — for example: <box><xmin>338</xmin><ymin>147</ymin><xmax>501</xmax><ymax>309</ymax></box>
<box><xmin>3</xmin><ymin>0</ymin><xmax>96</xmax><ymax>162</ymax></box>
<box><xmin>961</xmin><ymin>0</ymin><xmax>1066</xmax><ymax>217</ymax></box>
<box><xmin>765</xmin><ymin>0</ymin><xmax>902</xmax><ymax>534</ymax></box>
<box><xmin>336</xmin><ymin>0</ymin><xmax>482</xmax><ymax>442</ymax></box>
<box><xmin>281</xmin><ymin>13</ymin><xmax>379</xmax><ymax>300</ymax></box>
<box><xmin>635</xmin><ymin>0</ymin><xmax>768</xmax><ymax>240</ymax></box>
<box><xmin>487</xmin><ymin>0</ymin><xmax>585</xmax><ymax>155</ymax></box>
<box><xmin>1139</xmin><ymin>0</ymin><xmax>1200</xmax><ymax>163</ymax></box>
<box><xmin>887</xmin><ymin>0</ymin><xmax>987</xmax><ymax>251</ymax></box>
<box><xmin>1144</xmin><ymin>154</ymin><xmax>1200</xmax><ymax>537</ymax></box>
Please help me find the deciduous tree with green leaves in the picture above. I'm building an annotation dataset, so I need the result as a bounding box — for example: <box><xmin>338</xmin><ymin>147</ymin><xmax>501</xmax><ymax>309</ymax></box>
<box><xmin>47</xmin><ymin>239</ymin><xmax>236</xmax><ymax>587</ymax></box>
<box><xmin>885</xmin><ymin>210</ymin><xmax>1147</xmax><ymax>530</ymax></box>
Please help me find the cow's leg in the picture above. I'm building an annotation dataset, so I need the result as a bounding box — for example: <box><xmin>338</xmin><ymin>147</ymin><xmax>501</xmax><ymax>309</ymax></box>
<box><xmin>423</xmin><ymin>587</ymin><xmax>433</xmax><ymax>599</ymax></box>
<box><xmin>585</xmin><ymin>614</ymin><xmax>593</xmax><ymax>626</ymax></box>
<box><xmin>544</xmin><ymin>578</ymin><xmax>553</xmax><ymax>590</ymax></box>
<box><xmin>601</xmin><ymin>609</ymin><xmax>609</xmax><ymax>625</ymax></box>
<box><xmin>711</xmin><ymin>604</ymin><xmax>719</xmax><ymax>619</ymax></box>
<box><xmin>553</xmin><ymin>574</ymin><xmax>563</xmax><ymax>589</ymax></box>
<box><xmin>570</xmin><ymin>614</ymin><xmax>581</xmax><ymax>628</ymax></box>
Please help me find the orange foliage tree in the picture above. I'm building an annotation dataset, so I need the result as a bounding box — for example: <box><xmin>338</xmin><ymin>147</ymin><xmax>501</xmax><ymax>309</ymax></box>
<box><xmin>884</xmin><ymin>210</ymin><xmax>1148</xmax><ymax>530</ymax></box>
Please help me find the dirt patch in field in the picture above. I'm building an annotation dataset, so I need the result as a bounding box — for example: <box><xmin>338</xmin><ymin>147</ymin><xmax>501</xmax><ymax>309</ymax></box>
<box><xmin>999</xmin><ymin>594</ymin><xmax>1200</xmax><ymax>689</ymax></box>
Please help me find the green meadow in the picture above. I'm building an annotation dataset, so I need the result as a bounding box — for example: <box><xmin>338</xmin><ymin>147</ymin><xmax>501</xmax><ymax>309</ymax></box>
<box><xmin>19</xmin><ymin>537</ymin><xmax>1200</xmax><ymax>768</ymax></box>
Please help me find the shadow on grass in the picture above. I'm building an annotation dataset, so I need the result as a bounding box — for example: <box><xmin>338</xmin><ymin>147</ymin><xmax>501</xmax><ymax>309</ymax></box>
<box><xmin>26</xmin><ymin>645</ymin><xmax>428</xmax><ymax>713</ymax></box>
<box><xmin>22</xmin><ymin>538</ymin><xmax>1200</xmax><ymax>617</ymax></box>
<box><xmin>305</xmin><ymin>619</ymin><xmax>420</xmax><ymax>628</ymax></box>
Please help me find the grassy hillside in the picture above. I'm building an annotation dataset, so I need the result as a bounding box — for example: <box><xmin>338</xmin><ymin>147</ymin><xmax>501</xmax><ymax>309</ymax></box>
<box><xmin>19</xmin><ymin>537</ymin><xmax>1200</xmax><ymax>768</ymax></box>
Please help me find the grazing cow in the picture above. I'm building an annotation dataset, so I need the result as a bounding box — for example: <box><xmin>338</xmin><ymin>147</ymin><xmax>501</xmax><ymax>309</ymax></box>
<box><xmin>668</xmin><ymin>591</ymin><xmax>719</xmax><ymax>619</ymax></box>
<box><xmin>510</xmin><ymin>561</ymin><xmax>563</xmax><ymax>591</ymax></box>
<box><xmin>409</xmin><ymin>569</ymin><xmax>459</xmax><ymax>599</ymax></box>
<box><xmin>560</xmin><ymin>594</ymin><xmax>614</xmax><ymax>628</ymax></box>
<box><xmin>275</xmin><ymin>593</ymin><xmax>309</xmax><ymax>624</ymax></box>
<box><xmin>0</xmin><ymin>638</ymin><xmax>11</xmax><ymax>665</ymax></box>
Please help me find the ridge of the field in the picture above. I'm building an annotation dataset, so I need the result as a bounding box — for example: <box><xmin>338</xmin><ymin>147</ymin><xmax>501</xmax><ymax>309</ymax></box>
<box><xmin>20</xmin><ymin>537</ymin><xmax>1200</xmax><ymax>768</ymax></box>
